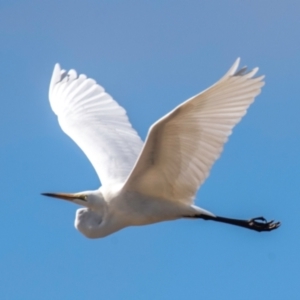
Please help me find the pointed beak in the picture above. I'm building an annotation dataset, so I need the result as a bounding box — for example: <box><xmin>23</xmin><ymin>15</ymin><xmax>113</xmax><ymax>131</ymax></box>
<box><xmin>41</xmin><ymin>192</ymin><xmax>80</xmax><ymax>202</ymax></box>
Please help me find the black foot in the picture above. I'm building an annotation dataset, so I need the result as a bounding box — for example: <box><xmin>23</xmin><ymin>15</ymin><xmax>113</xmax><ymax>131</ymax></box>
<box><xmin>248</xmin><ymin>217</ymin><xmax>280</xmax><ymax>232</ymax></box>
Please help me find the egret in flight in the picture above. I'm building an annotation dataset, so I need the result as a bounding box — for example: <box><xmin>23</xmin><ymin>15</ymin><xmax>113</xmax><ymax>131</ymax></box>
<box><xmin>42</xmin><ymin>58</ymin><xmax>280</xmax><ymax>238</ymax></box>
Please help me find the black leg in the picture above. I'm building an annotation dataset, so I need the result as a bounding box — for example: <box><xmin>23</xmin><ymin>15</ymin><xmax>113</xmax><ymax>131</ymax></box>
<box><xmin>188</xmin><ymin>214</ymin><xmax>280</xmax><ymax>232</ymax></box>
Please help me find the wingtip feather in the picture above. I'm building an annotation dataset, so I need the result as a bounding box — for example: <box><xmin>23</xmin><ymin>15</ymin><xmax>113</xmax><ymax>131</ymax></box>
<box><xmin>230</xmin><ymin>57</ymin><xmax>240</xmax><ymax>75</ymax></box>
<box><xmin>49</xmin><ymin>63</ymin><xmax>62</xmax><ymax>98</ymax></box>
<box><xmin>221</xmin><ymin>58</ymin><xmax>241</xmax><ymax>80</ymax></box>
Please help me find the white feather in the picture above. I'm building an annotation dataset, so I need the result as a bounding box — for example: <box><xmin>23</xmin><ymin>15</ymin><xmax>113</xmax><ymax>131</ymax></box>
<box><xmin>123</xmin><ymin>58</ymin><xmax>265</xmax><ymax>204</ymax></box>
<box><xmin>49</xmin><ymin>64</ymin><xmax>143</xmax><ymax>187</ymax></box>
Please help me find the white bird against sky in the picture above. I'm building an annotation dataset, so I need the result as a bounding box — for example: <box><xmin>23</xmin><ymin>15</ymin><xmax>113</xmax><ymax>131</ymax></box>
<box><xmin>42</xmin><ymin>58</ymin><xmax>280</xmax><ymax>238</ymax></box>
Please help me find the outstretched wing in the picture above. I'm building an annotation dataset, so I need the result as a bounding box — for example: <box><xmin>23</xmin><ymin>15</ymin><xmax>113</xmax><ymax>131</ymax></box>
<box><xmin>49</xmin><ymin>64</ymin><xmax>143</xmax><ymax>187</ymax></box>
<box><xmin>123</xmin><ymin>58</ymin><xmax>264</xmax><ymax>204</ymax></box>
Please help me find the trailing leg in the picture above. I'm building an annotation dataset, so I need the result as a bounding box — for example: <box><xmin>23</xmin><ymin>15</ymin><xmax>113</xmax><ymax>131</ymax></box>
<box><xmin>188</xmin><ymin>214</ymin><xmax>280</xmax><ymax>232</ymax></box>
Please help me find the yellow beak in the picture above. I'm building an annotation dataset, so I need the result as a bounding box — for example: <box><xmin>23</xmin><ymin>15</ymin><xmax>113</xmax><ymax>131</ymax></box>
<box><xmin>41</xmin><ymin>192</ymin><xmax>81</xmax><ymax>202</ymax></box>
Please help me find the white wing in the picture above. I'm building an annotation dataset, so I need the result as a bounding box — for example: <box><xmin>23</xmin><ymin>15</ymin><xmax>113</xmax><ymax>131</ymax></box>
<box><xmin>123</xmin><ymin>58</ymin><xmax>264</xmax><ymax>204</ymax></box>
<box><xmin>49</xmin><ymin>64</ymin><xmax>143</xmax><ymax>187</ymax></box>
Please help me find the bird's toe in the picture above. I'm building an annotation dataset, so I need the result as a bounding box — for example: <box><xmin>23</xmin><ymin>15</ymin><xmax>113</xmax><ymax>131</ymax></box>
<box><xmin>248</xmin><ymin>217</ymin><xmax>280</xmax><ymax>232</ymax></box>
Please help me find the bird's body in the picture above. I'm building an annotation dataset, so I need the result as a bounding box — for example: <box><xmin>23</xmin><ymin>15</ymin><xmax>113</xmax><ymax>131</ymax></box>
<box><xmin>43</xmin><ymin>58</ymin><xmax>280</xmax><ymax>238</ymax></box>
<box><xmin>74</xmin><ymin>189</ymin><xmax>203</xmax><ymax>238</ymax></box>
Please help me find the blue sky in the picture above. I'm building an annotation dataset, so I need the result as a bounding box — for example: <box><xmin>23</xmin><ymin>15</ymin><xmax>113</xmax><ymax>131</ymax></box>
<box><xmin>0</xmin><ymin>0</ymin><xmax>299</xmax><ymax>299</ymax></box>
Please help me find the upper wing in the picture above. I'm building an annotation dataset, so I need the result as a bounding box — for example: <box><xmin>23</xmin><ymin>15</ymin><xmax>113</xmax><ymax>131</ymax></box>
<box><xmin>49</xmin><ymin>64</ymin><xmax>143</xmax><ymax>187</ymax></box>
<box><xmin>123</xmin><ymin>58</ymin><xmax>264</xmax><ymax>204</ymax></box>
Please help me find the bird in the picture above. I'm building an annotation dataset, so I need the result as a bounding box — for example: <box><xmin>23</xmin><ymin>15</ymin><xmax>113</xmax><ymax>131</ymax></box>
<box><xmin>42</xmin><ymin>58</ymin><xmax>280</xmax><ymax>238</ymax></box>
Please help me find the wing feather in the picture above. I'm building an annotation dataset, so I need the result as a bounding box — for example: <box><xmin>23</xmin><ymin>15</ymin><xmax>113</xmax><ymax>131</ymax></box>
<box><xmin>49</xmin><ymin>64</ymin><xmax>143</xmax><ymax>187</ymax></box>
<box><xmin>123</xmin><ymin>58</ymin><xmax>264</xmax><ymax>204</ymax></box>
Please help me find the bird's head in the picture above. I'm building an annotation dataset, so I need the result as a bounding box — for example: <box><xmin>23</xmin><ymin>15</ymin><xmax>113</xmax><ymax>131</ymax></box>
<box><xmin>42</xmin><ymin>190</ymin><xmax>118</xmax><ymax>238</ymax></box>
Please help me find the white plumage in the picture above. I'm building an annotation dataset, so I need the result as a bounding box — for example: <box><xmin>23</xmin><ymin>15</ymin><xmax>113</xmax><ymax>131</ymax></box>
<box><xmin>49</xmin><ymin>64</ymin><xmax>143</xmax><ymax>187</ymax></box>
<box><xmin>43</xmin><ymin>58</ymin><xmax>280</xmax><ymax>238</ymax></box>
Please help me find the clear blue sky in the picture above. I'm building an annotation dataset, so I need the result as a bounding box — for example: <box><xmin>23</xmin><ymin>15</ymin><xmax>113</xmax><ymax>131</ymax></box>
<box><xmin>0</xmin><ymin>1</ymin><xmax>299</xmax><ymax>299</ymax></box>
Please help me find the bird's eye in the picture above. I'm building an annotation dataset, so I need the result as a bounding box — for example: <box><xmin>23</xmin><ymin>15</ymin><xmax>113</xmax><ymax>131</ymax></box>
<box><xmin>79</xmin><ymin>195</ymin><xmax>87</xmax><ymax>201</ymax></box>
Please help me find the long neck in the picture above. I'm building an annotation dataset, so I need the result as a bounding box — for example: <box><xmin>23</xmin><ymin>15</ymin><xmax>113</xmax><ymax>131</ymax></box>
<box><xmin>75</xmin><ymin>208</ymin><xmax>125</xmax><ymax>238</ymax></box>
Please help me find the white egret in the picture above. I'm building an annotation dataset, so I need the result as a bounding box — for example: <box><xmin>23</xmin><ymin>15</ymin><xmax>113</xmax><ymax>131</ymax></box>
<box><xmin>42</xmin><ymin>58</ymin><xmax>280</xmax><ymax>238</ymax></box>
